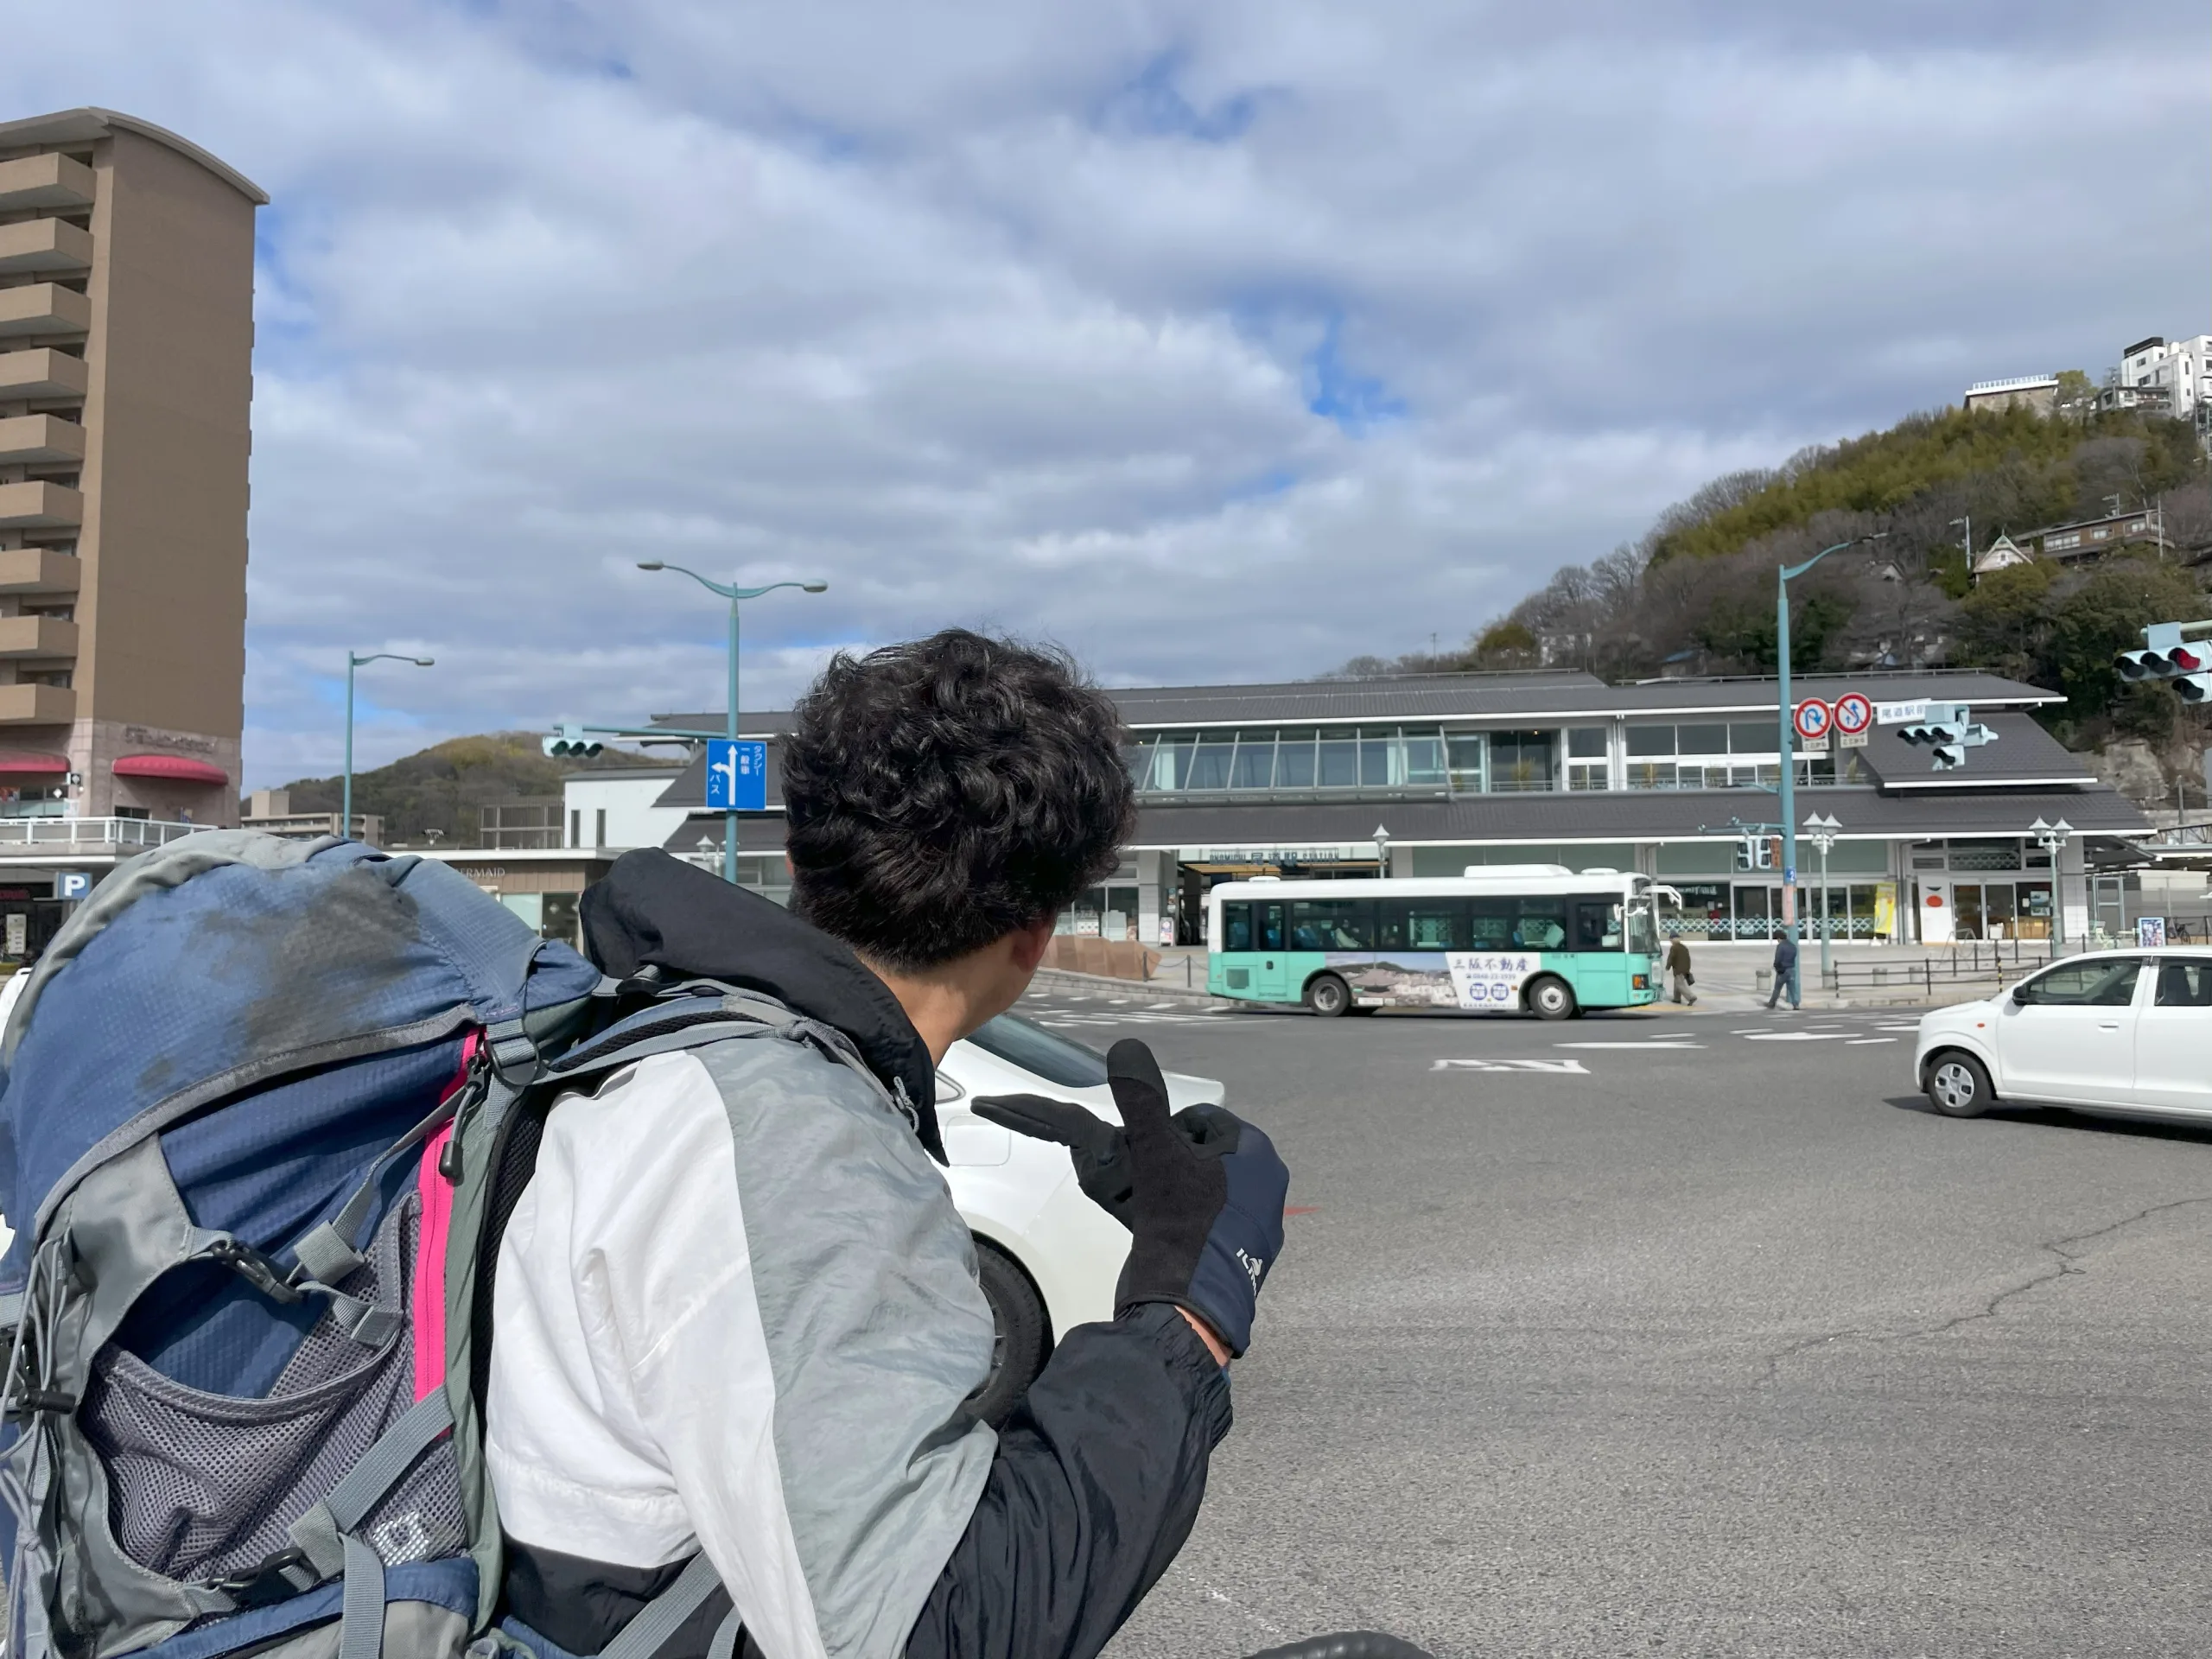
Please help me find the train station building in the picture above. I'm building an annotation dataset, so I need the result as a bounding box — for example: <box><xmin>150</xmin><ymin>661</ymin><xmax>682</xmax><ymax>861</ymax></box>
<box><xmin>639</xmin><ymin>668</ymin><xmax>2154</xmax><ymax>950</ymax></box>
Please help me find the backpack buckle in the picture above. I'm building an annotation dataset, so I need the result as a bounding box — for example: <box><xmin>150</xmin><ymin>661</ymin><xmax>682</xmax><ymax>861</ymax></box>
<box><xmin>213</xmin><ymin>1545</ymin><xmax>314</xmax><ymax>1607</ymax></box>
<box><xmin>207</xmin><ymin>1238</ymin><xmax>307</xmax><ymax>1306</ymax></box>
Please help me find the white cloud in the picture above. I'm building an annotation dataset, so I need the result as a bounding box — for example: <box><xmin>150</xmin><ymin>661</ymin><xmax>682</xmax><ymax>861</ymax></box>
<box><xmin>2</xmin><ymin>0</ymin><xmax>2203</xmax><ymax>784</ymax></box>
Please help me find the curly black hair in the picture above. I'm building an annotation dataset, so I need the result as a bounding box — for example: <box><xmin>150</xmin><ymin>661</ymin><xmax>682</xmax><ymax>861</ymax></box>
<box><xmin>781</xmin><ymin>629</ymin><xmax>1136</xmax><ymax>969</ymax></box>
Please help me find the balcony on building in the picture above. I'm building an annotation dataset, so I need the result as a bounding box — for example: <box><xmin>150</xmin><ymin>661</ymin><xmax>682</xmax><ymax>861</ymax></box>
<box><xmin>0</xmin><ymin>154</ymin><xmax>96</xmax><ymax>214</ymax></box>
<box><xmin>0</xmin><ymin>347</ymin><xmax>90</xmax><ymax>404</ymax></box>
<box><xmin>0</xmin><ymin>219</ymin><xmax>94</xmax><ymax>276</ymax></box>
<box><xmin>0</xmin><ymin>548</ymin><xmax>78</xmax><ymax>594</ymax></box>
<box><xmin>0</xmin><ymin>683</ymin><xmax>73</xmax><ymax>723</ymax></box>
<box><xmin>0</xmin><ymin>616</ymin><xmax>77</xmax><ymax>658</ymax></box>
<box><xmin>0</xmin><ymin>414</ymin><xmax>85</xmax><ymax>467</ymax></box>
<box><xmin>0</xmin><ymin>285</ymin><xmax>92</xmax><ymax>340</ymax></box>
<box><xmin>0</xmin><ymin>481</ymin><xmax>83</xmax><ymax>530</ymax></box>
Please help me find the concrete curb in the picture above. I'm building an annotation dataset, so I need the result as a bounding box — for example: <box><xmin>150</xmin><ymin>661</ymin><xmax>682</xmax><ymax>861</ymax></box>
<box><xmin>1027</xmin><ymin>966</ymin><xmax>1225</xmax><ymax>1004</ymax></box>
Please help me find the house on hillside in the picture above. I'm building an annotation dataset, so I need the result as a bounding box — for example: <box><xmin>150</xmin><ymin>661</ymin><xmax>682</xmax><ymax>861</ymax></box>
<box><xmin>2016</xmin><ymin>506</ymin><xmax>2167</xmax><ymax>564</ymax></box>
<box><xmin>1962</xmin><ymin>375</ymin><xmax>2057</xmax><ymax>415</ymax></box>
<box><xmin>1971</xmin><ymin>533</ymin><xmax>2033</xmax><ymax>579</ymax></box>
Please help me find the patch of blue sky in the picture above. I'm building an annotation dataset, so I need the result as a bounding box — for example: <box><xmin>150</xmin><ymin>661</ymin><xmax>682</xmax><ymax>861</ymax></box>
<box><xmin>1303</xmin><ymin>321</ymin><xmax>1406</xmax><ymax>435</ymax></box>
<box><xmin>1097</xmin><ymin>51</ymin><xmax>1267</xmax><ymax>143</ymax></box>
<box><xmin>1225</xmin><ymin>467</ymin><xmax>1301</xmax><ymax>502</ymax></box>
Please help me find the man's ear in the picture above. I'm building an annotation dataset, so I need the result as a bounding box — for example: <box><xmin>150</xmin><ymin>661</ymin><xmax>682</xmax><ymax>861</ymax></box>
<box><xmin>1007</xmin><ymin>914</ymin><xmax>1058</xmax><ymax>974</ymax></box>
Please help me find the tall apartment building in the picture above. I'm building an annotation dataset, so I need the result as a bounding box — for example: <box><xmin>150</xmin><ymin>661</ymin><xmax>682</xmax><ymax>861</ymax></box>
<box><xmin>2114</xmin><ymin>334</ymin><xmax>2212</xmax><ymax>420</ymax></box>
<box><xmin>0</xmin><ymin>107</ymin><xmax>263</xmax><ymax>830</ymax></box>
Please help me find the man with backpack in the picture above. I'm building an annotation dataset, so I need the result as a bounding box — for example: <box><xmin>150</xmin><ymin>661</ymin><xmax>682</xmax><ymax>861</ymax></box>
<box><xmin>0</xmin><ymin>629</ymin><xmax>1286</xmax><ymax>1659</ymax></box>
<box><xmin>484</xmin><ymin>630</ymin><xmax>1290</xmax><ymax>1658</ymax></box>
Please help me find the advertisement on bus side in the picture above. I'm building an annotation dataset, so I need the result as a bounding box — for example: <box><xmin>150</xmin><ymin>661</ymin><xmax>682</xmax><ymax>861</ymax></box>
<box><xmin>1328</xmin><ymin>950</ymin><xmax>1539</xmax><ymax>1009</ymax></box>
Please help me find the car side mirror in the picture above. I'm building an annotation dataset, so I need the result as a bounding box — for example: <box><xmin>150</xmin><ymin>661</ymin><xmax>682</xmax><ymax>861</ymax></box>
<box><xmin>2010</xmin><ymin>983</ymin><xmax>2031</xmax><ymax>1006</ymax></box>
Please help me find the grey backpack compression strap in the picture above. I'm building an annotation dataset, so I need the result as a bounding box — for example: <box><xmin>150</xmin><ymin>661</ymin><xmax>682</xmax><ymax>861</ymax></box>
<box><xmin>598</xmin><ymin>1552</ymin><xmax>723</xmax><ymax>1659</ymax></box>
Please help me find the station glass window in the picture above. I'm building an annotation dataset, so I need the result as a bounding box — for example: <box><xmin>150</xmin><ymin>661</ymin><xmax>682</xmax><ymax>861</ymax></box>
<box><xmin>1490</xmin><ymin>732</ymin><xmax>1555</xmax><ymax>792</ymax></box>
<box><xmin>1276</xmin><ymin>730</ymin><xmax>1318</xmax><ymax>788</ymax></box>
<box><xmin>1446</xmin><ymin>734</ymin><xmax>1486</xmax><ymax>791</ymax></box>
<box><xmin>1188</xmin><ymin>733</ymin><xmax>1236</xmax><ymax>791</ymax></box>
<box><xmin>1626</xmin><ymin>724</ymin><xmax>1675</xmax><ymax>758</ymax></box>
<box><xmin>1230</xmin><ymin>730</ymin><xmax>1276</xmax><ymax>789</ymax></box>
<box><xmin>1317</xmin><ymin>728</ymin><xmax>1359</xmax><ymax>788</ymax></box>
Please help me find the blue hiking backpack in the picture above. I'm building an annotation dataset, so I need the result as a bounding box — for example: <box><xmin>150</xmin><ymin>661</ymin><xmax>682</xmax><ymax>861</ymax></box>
<box><xmin>0</xmin><ymin>832</ymin><xmax>632</xmax><ymax>1658</ymax></box>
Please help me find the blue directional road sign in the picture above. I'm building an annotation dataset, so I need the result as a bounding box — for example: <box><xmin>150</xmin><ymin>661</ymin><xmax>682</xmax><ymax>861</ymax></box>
<box><xmin>705</xmin><ymin>740</ymin><xmax>768</xmax><ymax>811</ymax></box>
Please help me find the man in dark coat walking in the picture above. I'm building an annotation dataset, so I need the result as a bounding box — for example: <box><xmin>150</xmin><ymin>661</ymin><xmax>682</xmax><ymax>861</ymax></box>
<box><xmin>1766</xmin><ymin>930</ymin><xmax>1801</xmax><ymax>1010</ymax></box>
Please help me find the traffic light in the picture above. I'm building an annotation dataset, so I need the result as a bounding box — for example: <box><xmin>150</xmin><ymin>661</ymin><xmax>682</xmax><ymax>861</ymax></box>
<box><xmin>1734</xmin><ymin>835</ymin><xmax>1777</xmax><ymax>871</ymax></box>
<box><xmin>2117</xmin><ymin>621</ymin><xmax>2212</xmax><ymax>696</ymax></box>
<box><xmin>542</xmin><ymin>724</ymin><xmax>603</xmax><ymax>759</ymax></box>
<box><xmin>1897</xmin><ymin>702</ymin><xmax>1996</xmax><ymax>772</ymax></box>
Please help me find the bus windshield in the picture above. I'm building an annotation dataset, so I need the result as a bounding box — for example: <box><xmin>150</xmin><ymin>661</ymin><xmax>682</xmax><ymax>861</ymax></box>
<box><xmin>1625</xmin><ymin>899</ymin><xmax>1659</xmax><ymax>956</ymax></box>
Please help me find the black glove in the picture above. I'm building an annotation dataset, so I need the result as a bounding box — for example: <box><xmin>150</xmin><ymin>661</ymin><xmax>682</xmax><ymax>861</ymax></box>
<box><xmin>973</xmin><ymin>1039</ymin><xmax>1288</xmax><ymax>1356</ymax></box>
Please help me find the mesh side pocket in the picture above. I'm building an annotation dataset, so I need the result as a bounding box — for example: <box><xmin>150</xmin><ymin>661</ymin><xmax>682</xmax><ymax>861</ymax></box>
<box><xmin>79</xmin><ymin>1193</ymin><xmax>465</xmax><ymax>1582</ymax></box>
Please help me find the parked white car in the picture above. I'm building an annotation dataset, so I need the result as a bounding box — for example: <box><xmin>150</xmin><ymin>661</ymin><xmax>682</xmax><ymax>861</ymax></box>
<box><xmin>938</xmin><ymin>1011</ymin><xmax>1225</xmax><ymax>1424</ymax></box>
<box><xmin>1916</xmin><ymin>948</ymin><xmax>2212</xmax><ymax>1122</ymax></box>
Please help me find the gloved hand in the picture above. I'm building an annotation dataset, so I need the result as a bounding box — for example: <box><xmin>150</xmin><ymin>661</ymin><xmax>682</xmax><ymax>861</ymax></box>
<box><xmin>972</xmin><ymin>1039</ymin><xmax>1287</xmax><ymax>1356</ymax></box>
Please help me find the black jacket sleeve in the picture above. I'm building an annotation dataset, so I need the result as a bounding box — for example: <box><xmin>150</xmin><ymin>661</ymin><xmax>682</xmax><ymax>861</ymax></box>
<box><xmin>902</xmin><ymin>1302</ymin><xmax>1234</xmax><ymax>1659</ymax></box>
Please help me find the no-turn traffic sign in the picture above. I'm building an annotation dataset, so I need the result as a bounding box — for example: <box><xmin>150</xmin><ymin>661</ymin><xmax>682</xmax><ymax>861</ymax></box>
<box><xmin>1792</xmin><ymin>699</ymin><xmax>1833</xmax><ymax>742</ymax></box>
<box><xmin>1833</xmin><ymin>691</ymin><xmax>1872</xmax><ymax>749</ymax></box>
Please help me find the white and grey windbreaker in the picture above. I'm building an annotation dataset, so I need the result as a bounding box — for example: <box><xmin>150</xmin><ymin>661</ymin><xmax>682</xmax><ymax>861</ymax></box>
<box><xmin>486</xmin><ymin>851</ymin><xmax>1231</xmax><ymax>1659</ymax></box>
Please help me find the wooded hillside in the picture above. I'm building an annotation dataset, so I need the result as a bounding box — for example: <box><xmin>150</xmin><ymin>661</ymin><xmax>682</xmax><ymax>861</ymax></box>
<box><xmin>264</xmin><ymin>732</ymin><xmax>669</xmax><ymax>845</ymax></box>
<box><xmin>1337</xmin><ymin>402</ymin><xmax>2212</xmax><ymax>777</ymax></box>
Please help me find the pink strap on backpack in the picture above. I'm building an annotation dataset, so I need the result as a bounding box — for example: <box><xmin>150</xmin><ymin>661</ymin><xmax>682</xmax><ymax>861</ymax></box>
<box><xmin>410</xmin><ymin>1031</ymin><xmax>480</xmax><ymax>1402</ymax></box>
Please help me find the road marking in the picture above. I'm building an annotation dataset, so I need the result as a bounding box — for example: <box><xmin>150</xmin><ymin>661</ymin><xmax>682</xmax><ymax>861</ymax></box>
<box><xmin>1877</xmin><ymin>1024</ymin><xmax>1921</xmax><ymax>1032</ymax></box>
<box><xmin>1742</xmin><ymin>1032</ymin><xmax>1853</xmax><ymax>1042</ymax></box>
<box><xmin>1555</xmin><ymin>1040</ymin><xmax>1704</xmax><ymax>1050</ymax></box>
<box><xmin>1731</xmin><ymin>1028</ymin><xmax>1764</xmax><ymax>1035</ymax></box>
<box><xmin>1432</xmin><ymin>1058</ymin><xmax>1590</xmax><ymax>1073</ymax></box>
<box><xmin>1845</xmin><ymin>1037</ymin><xmax>1897</xmax><ymax>1045</ymax></box>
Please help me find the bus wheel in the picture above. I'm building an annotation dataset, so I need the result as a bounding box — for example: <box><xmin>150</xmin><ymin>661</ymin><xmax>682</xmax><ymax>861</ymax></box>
<box><xmin>1526</xmin><ymin>976</ymin><xmax>1576</xmax><ymax>1020</ymax></box>
<box><xmin>1306</xmin><ymin>974</ymin><xmax>1352</xmax><ymax>1018</ymax></box>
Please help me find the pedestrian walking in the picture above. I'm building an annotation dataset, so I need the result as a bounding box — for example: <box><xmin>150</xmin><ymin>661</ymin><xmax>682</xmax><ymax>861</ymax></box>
<box><xmin>1665</xmin><ymin>937</ymin><xmax>1697</xmax><ymax>1005</ymax></box>
<box><xmin>1766</xmin><ymin>930</ymin><xmax>1800</xmax><ymax>1010</ymax></box>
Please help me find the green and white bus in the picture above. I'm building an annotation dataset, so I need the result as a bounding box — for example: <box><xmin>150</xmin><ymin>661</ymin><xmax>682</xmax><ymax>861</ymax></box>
<box><xmin>1206</xmin><ymin>866</ymin><xmax>1663</xmax><ymax>1019</ymax></box>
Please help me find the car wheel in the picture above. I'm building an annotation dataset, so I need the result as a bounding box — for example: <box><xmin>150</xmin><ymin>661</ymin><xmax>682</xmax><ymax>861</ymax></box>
<box><xmin>1526</xmin><ymin>976</ymin><xmax>1576</xmax><ymax>1020</ymax></box>
<box><xmin>1925</xmin><ymin>1052</ymin><xmax>1994</xmax><ymax>1119</ymax></box>
<box><xmin>1306</xmin><ymin>973</ymin><xmax>1352</xmax><ymax>1018</ymax></box>
<box><xmin>969</xmin><ymin>1240</ymin><xmax>1050</xmax><ymax>1429</ymax></box>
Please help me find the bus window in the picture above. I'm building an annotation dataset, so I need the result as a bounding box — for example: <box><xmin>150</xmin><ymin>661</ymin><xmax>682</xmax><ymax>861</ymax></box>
<box><xmin>1375</xmin><ymin>899</ymin><xmax>1460</xmax><ymax>950</ymax></box>
<box><xmin>1572</xmin><ymin>897</ymin><xmax>1623</xmax><ymax>951</ymax></box>
<box><xmin>1223</xmin><ymin>901</ymin><xmax>1254</xmax><ymax>952</ymax></box>
<box><xmin>1258</xmin><ymin>901</ymin><xmax>1286</xmax><ymax>952</ymax></box>
<box><xmin>1468</xmin><ymin>898</ymin><xmax>1514</xmax><ymax>950</ymax></box>
<box><xmin>1407</xmin><ymin>902</ymin><xmax>1463</xmax><ymax>949</ymax></box>
<box><xmin>1510</xmin><ymin>896</ymin><xmax>1567</xmax><ymax>950</ymax></box>
<box><xmin>1290</xmin><ymin>898</ymin><xmax>1375</xmax><ymax>950</ymax></box>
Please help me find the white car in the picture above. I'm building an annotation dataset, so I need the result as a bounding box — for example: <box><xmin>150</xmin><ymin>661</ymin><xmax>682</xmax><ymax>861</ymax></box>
<box><xmin>1915</xmin><ymin>948</ymin><xmax>2212</xmax><ymax>1122</ymax></box>
<box><xmin>938</xmin><ymin>1011</ymin><xmax>1226</xmax><ymax>1424</ymax></box>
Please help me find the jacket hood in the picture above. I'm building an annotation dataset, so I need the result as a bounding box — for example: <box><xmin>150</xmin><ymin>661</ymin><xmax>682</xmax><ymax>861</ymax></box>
<box><xmin>580</xmin><ymin>849</ymin><xmax>944</xmax><ymax>1161</ymax></box>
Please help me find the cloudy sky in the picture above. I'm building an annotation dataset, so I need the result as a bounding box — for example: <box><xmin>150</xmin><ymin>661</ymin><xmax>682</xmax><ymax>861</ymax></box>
<box><xmin>7</xmin><ymin>3</ymin><xmax>2207</xmax><ymax>784</ymax></box>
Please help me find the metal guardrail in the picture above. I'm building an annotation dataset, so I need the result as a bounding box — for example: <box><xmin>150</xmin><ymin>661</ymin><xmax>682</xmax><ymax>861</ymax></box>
<box><xmin>0</xmin><ymin>817</ymin><xmax>207</xmax><ymax>850</ymax></box>
<box><xmin>1821</xmin><ymin>938</ymin><xmax>2055</xmax><ymax>996</ymax></box>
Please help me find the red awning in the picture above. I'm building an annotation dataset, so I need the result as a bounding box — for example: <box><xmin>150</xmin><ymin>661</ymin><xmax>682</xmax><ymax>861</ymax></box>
<box><xmin>0</xmin><ymin>750</ymin><xmax>68</xmax><ymax>775</ymax></box>
<box><xmin>113</xmin><ymin>753</ymin><xmax>230</xmax><ymax>785</ymax></box>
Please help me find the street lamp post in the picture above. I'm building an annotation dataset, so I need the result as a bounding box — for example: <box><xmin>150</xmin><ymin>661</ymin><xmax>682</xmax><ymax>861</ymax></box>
<box><xmin>1777</xmin><ymin>533</ymin><xmax>1885</xmax><ymax>1009</ymax></box>
<box><xmin>344</xmin><ymin>651</ymin><xmax>434</xmax><ymax>842</ymax></box>
<box><xmin>1803</xmin><ymin>811</ymin><xmax>1841</xmax><ymax>985</ymax></box>
<box><xmin>1372</xmin><ymin>823</ymin><xmax>1392</xmax><ymax>878</ymax></box>
<box><xmin>638</xmin><ymin>563</ymin><xmax>827</xmax><ymax>883</ymax></box>
<box><xmin>2031</xmin><ymin>817</ymin><xmax>2074</xmax><ymax>950</ymax></box>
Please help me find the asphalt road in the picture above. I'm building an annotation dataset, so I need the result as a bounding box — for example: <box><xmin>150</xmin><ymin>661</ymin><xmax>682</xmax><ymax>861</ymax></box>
<box><xmin>1019</xmin><ymin>991</ymin><xmax>2212</xmax><ymax>1659</ymax></box>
